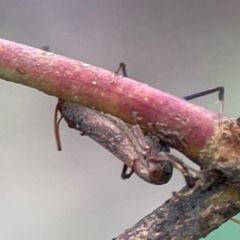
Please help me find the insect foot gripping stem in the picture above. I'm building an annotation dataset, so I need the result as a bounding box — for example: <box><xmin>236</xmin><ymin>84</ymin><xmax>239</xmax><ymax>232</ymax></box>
<box><xmin>54</xmin><ymin>99</ymin><xmax>173</xmax><ymax>185</ymax></box>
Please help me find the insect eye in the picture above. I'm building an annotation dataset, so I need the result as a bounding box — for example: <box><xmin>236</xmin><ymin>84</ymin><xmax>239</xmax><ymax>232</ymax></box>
<box><xmin>149</xmin><ymin>166</ymin><xmax>162</xmax><ymax>180</ymax></box>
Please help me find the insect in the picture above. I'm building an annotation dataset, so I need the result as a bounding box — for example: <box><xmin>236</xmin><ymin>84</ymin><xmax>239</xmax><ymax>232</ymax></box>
<box><xmin>183</xmin><ymin>86</ymin><xmax>224</xmax><ymax>120</ymax></box>
<box><xmin>55</xmin><ymin>99</ymin><xmax>176</xmax><ymax>185</ymax></box>
<box><xmin>53</xmin><ymin>60</ymin><xmax>203</xmax><ymax>186</ymax></box>
<box><xmin>41</xmin><ymin>47</ymin><xmax>173</xmax><ymax>184</ymax></box>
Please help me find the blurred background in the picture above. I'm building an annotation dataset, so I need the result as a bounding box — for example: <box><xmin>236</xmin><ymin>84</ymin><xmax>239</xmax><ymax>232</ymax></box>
<box><xmin>0</xmin><ymin>1</ymin><xmax>240</xmax><ymax>239</ymax></box>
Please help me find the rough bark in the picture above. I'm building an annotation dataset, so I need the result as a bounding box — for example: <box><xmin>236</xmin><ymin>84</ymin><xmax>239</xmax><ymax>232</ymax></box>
<box><xmin>114</xmin><ymin>185</ymin><xmax>240</xmax><ymax>240</ymax></box>
<box><xmin>114</xmin><ymin>158</ymin><xmax>240</xmax><ymax>240</ymax></box>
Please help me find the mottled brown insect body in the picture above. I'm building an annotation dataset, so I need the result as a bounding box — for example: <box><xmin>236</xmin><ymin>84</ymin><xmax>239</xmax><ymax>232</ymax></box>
<box><xmin>57</xmin><ymin>101</ymin><xmax>173</xmax><ymax>185</ymax></box>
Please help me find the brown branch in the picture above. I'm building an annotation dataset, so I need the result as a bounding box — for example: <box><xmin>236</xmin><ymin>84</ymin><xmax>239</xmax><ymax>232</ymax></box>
<box><xmin>114</xmin><ymin>185</ymin><xmax>240</xmax><ymax>240</ymax></box>
<box><xmin>114</xmin><ymin>159</ymin><xmax>240</xmax><ymax>240</ymax></box>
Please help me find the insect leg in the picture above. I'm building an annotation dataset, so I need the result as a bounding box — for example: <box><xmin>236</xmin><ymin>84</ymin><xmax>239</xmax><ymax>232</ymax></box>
<box><xmin>147</xmin><ymin>152</ymin><xmax>196</xmax><ymax>188</ymax></box>
<box><xmin>130</xmin><ymin>114</ymin><xmax>150</xmax><ymax>153</ymax></box>
<box><xmin>105</xmin><ymin>113</ymin><xmax>149</xmax><ymax>179</ymax></box>
<box><xmin>41</xmin><ymin>46</ymin><xmax>50</xmax><ymax>51</ymax></box>
<box><xmin>115</xmin><ymin>62</ymin><xmax>128</xmax><ymax>77</ymax></box>
<box><xmin>54</xmin><ymin>99</ymin><xmax>63</xmax><ymax>151</ymax></box>
<box><xmin>121</xmin><ymin>160</ymin><xmax>136</xmax><ymax>179</ymax></box>
<box><xmin>183</xmin><ymin>87</ymin><xmax>224</xmax><ymax>101</ymax></box>
<box><xmin>118</xmin><ymin>123</ymin><xmax>165</xmax><ymax>181</ymax></box>
<box><xmin>183</xmin><ymin>87</ymin><xmax>224</xmax><ymax>119</ymax></box>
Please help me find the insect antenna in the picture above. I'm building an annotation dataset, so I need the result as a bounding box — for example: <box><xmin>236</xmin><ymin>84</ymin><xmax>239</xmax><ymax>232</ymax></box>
<box><xmin>54</xmin><ymin>100</ymin><xmax>63</xmax><ymax>151</ymax></box>
<box><xmin>183</xmin><ymin>87</ymin><xmax>224</xmax><ymax>122</ymax></box>
<box><xmin>42</xmin><ymin>46</ymin><xmax>63</xmax><ymax>151</ymax></box>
